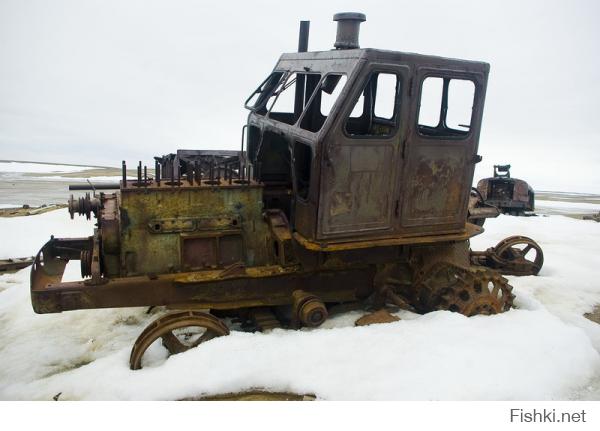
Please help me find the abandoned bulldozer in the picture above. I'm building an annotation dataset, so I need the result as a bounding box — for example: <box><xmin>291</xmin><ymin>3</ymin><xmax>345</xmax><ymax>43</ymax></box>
<box><xmin>476</xmin><ymin>164</ymin><xmax>535</xmax><ymax>215</ymax></box>
<box><xmin>30</xmin><ymin>13</ymin><xmax>544</xmax><ymax>369</ymax></box>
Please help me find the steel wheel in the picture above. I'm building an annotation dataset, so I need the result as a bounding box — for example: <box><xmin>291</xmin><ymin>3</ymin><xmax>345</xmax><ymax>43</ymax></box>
<box><xmin>129</xmin><ymin>310</ymin><xmax>229</xmax><ymax>370</ymax></box>
<box><xmin>494</xmin><ymin>235</ymin><xmax>544</xmax><ymax>275</ymax></box>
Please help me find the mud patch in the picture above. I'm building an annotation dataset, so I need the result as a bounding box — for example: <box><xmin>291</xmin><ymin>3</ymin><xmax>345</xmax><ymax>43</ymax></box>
<box><xmin>42</xmin><ymin>357</ymin><xmax>94</xmax><ymax>379</ymax></box>
<box><xmin>0</xmin><ymin>204</ymin><xmax>66</xmax><ymax>218</ymax></box>
<box><xmin>181</xmin><ymin>391</ymin><xmax>316</xmax><ymax>401</ymax></box>
<box><xmin>584</xmin><ymin>305</ymin><xmax>600</xmax><ymax>325</ymax></box>
<box><xmin>113</xmin><ymin>315</ymin><xmax>142</xmax><ymax>326</ymax></box>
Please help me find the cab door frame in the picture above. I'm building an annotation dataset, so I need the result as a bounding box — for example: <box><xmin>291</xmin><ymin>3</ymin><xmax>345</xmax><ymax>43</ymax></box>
<box><xmin>400</xmin><ymin>66</ymin><xmax>488</xmax><ymax>235</ymax></box>
<box><xmin>316</xmin><ymin>63</ymin><xmax>410</xmax><ymax>240</ymax></box>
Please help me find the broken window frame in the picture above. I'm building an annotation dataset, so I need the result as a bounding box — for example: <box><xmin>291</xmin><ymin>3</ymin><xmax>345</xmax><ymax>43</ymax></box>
<box><xmin>298</xmin><ymin>72</ymin><xmax>349</xmax><ymax>134</ymax></box>
<box><xmin>416</xmin><ymin>74</ymin><xmax>477</xmax><ymax>140</ymax></box>
<box><xmin>244</xmin><ymin>71</ymin><xmax>285</xmax><ymax>114</ymax></box>
<box><xmin>265</xmin><ymin>71</ymin><xmax>322</xmax><ymax>125</ymax></box>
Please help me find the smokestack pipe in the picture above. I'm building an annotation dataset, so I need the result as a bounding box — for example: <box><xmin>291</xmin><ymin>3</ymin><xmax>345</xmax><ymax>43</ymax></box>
<box><xmin>298</xmin><ymin>20</ymin><xmax>310</xmax><ymax>52</ymax></box>
<box><xmin>294</xmin><ymin>20</ymin><xmax>310</xmax><ymax>118</ymax></box>
<box><xmin>333</xmin><ymin>12</ymin><xmax>366</xmax><ymax>49</ymax></box>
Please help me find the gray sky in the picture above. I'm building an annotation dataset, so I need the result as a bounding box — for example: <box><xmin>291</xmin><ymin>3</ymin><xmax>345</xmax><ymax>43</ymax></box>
<box><xmin>1</xmin><ymin>0</ymin><xmax>599</xmax><ymax>192</ymax></box>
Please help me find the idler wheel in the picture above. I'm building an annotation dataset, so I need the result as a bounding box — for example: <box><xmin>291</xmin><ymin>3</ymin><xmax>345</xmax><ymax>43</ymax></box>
<box><xmin>129</xmin><ymin>310</ymin><xmax>229</xmax><ymax>370</ymax></box>
<box><xmin>494</xmin><ymin>236</ymin><xmax>544</xmax><ymax>276</ymax></box>
<box><xmin>291</xmin><ymin>290</ymin><xmax>328</xmax><ymax>328</ymax></box>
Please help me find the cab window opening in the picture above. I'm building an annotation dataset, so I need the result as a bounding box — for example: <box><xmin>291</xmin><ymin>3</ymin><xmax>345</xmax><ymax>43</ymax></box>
<box><xmin>344</xmin><ymin>72</ymin><xmax>400</xmax><ymax>137</ymax></box>
<box><xmin>417</xmin><ymin>76</ymin><xmax>475</xmax><ymax>138</ymax></box>
<box><xmin>266</xmin><ymin>72</ymin><xmax>322</xmax><ymax>125</ymax></box>
<box><xmin>300</xmin><ymin>73</ymin><xmax>348</xmax><ymax>133</ymax></box>
<box><xmin>245</xmin><ymin>72</ymin><xmax>285</xmax><ymax>115</ymax></box>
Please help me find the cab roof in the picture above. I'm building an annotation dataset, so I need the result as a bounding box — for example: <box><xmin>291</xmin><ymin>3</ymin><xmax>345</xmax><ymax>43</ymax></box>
<box><xmin>276</xmin><ymin>48</ymin><xmax>490</xmax><ymax>74</ymax></box>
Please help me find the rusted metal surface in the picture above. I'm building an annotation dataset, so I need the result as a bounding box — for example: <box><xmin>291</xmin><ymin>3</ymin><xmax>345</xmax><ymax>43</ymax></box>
<box><xmin>28</xmin><ymin>12</ymin><xmax>547</xmax><ymax>367</ymax></box>
<box><xmin>248</xmin><ymin>307</ymin><xmax>281</xmax><ymax>331</ymax></box>
<box><xmin>470</xmin><ymin>235</ymin><xmax>544</xmax><ymax>276</ymax></box>
<box><xmin>467</xmin><ymin>187</ymin><xmax>500</xmax><ymax>226</ymax></box>
<box><xmin>129</xmin><ymin>310</ymin><xmax>229</xmax><ymax>370</ymax></box>
<box><xmin>30</xmin><ymin>236</ymin><xmax>371</xmax><ymax>313</ymax></box>
<box><xmin>291</xmin><ymin>290</ymin><xmax>328</xmax><ymax>328</ymax></box>
<box><xmin>414</xmin><ymin>263</ymin><xmax>514</xmax><ymax>316</ymax></box>
<box><xmin>116</xmin><ymin>178</ymin><xmax>267</xmax><ymax>277</ymax></box>
<box><xmin>355</xmin><ymin>309</ymin><xmax>400</xmax><ymax>326</ymax></box>
<box><xmin>293</xmin><ymin>222</ymin><xmax>482</xmax><ymax>252</ymax></box>
<box><xmin>476</xmin><ymin>165</ymin><xmax>535</xmax><ymax>215</ymax></box>
<box><xmin>68</xmin><ymin>193</ymin><xmax>100</xmax><ymax>220</ymax></box>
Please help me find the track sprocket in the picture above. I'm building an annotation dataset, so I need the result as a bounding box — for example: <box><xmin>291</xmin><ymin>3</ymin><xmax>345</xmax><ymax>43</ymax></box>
<box><xmin>415</xmin><ymin>263</ymin><xmax>515</xmax><ymax>316</ymax></box>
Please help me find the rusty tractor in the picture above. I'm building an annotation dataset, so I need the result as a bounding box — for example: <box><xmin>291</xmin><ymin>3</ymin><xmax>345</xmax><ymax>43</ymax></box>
<box><xmin>476</xmin><ymin>164</ymin><xmax>535</xmax><ymax>215</ymax></box>
<box><xmin>31</xmin><ymin>13</ymin><xmax>544</xmax><ymax>369</ymax></box>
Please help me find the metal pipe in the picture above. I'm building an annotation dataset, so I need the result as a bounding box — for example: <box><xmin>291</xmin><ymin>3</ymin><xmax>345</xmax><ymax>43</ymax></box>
<box><xmin>137</xmin><ymin>161</ymin><xmax>142</xmax><ymax>184</ymax></box>
<box><xmin>298</xmin><ymin>20</ymin><xmax>310</xmax><ymax>52</ymax></box>
<box><xmin>333</xmin><ymin>12</ymin><xmax>366</xmax><ymax>50</ymax></box>
<box><xmin>155</xmin><ymin>160</ymin><xmax>161</xmax><ymax>186</ymax></box>
<box><xmin>69</xmin><ymin>183</ymin><xmax>120</xmax><ymax>191</ymax></box>
<box><xmin>122</xmin><ymin>161</ymin><xmax>127</xmax><ymax>188</ymax></box>
<box><xmin>187</xmin><ymin>163</ymin><xmax>193</xmax><ymax>185</ymax></box>
<box><xmin>294</xmin><ymin>21</ymin><xmax>310</xmax><ymax>118</ymax></box>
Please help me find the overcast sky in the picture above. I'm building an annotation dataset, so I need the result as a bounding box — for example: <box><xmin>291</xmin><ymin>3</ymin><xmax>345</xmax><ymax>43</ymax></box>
<box><xmin>1</xmin><ymin>0</ymin><xmax>599</xmax><ymax>192</ymax></box>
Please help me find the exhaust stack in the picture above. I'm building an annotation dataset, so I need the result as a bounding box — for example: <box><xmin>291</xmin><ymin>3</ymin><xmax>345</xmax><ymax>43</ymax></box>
<box><xmin>298</xmin><ymin>20</ymin><xmax>310</xmax><ymax>52</ymax></box>
<box><xmin>333</xmin><ymin>12</ymin><xmax>366</xmax><ymax>49</ymax></box>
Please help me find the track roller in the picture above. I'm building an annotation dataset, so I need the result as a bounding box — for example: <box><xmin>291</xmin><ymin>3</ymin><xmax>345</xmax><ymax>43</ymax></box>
<box><xmin>291</xmin><ymin>290</ymin><xmax>328</xmax><ymax>328</ymax></box>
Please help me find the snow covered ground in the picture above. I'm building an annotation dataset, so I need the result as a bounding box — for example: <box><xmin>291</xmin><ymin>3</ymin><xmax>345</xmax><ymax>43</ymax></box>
<box><xmin>535</xmin><ymin>199</ymin><xmax>600</xmax><ymax>216</ymax></box>
<box><xmin>0</xmin><ymin>160</ymin><xmax>121</xmax><ymax>184</ymax></box>
<box><xmin>0</xmin><ymin>210</ymin><xmax>599</xmax><ymax>400</ymax></box>
<box><xmin>0</xmin><ymin>161</ymin><xmax>96</xmax><ymax>174</ymax></box>
<box><xmin>0</xmin><ymin>161</ymin><xmax>124</xmax><ymax>207</ymax></box>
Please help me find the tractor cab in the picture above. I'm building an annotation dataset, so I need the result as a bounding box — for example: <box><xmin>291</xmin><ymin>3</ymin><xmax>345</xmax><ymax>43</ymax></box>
<box><xmin>244</xmin><ymin>13</ymin><xmax>489</xmax><ymax>247</ymax></box>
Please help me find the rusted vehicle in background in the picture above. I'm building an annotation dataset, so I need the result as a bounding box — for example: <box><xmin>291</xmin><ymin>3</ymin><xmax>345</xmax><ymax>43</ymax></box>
<box><xmin>477</xmin><ymin>164</ymin><xmax>535</xmax><ymax>215</ymax></box>
<box><xmin>30</xmin><ymin>13</ymin><xmax>544</xmax><ymax>369</ymax></box>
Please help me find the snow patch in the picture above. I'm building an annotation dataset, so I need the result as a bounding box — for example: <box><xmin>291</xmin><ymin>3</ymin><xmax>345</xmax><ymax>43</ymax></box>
<box><xmin>0</xmin><ymin>208</ymin><xmax>92</xmax><ymax>259</ymax></box>
<box><xmin>536</xmin><ymin>199</ymin><xmax>600</xmax><ymax>214</ymax></box>
<box><xmin>0</xmin><ymin>212</ymin><xmax>600</xmax><ymax>400</ymax></box>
